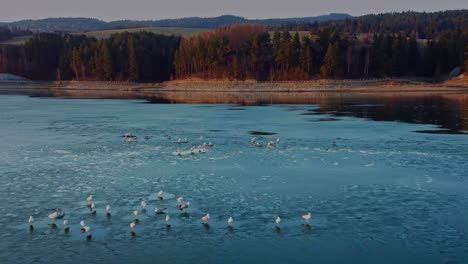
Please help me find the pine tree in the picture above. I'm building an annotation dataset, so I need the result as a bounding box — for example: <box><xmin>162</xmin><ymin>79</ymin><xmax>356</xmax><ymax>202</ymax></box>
<box><xmin>127</xmin><ymin>37</ymin><xmax>138</xmax><ymax>82</ymax></box>
<box><xmin>464</xmin><ymin>44</ymin><xmax>468</xmax><ymax>73</ymax></box>
<box><xmin>101</xmin><ymin>41</ymin><xmax>113</xmax><ymax>80</ymax></box>
<box><xmin>279</xmin><ymin>31</ymin><xmax>292</xmax><ymax>73</ymax></box>
<box><xmin>299</xmin><ymin>35</ymin><xmax>314</xmax><ymax>76</ymax></box>
<box><xmin>290</xmin><ymin>32</ymin><xmax>301</xmax><ymax>68</ymax></box>
<box><xmin>250</xmin><ymin>32</ymin><xmax>272</xmax><ymax>81</ymax></box>
<box><xmin>320</xmin><ymin>42</ymin><xmax>339</xmax><ymax>78</ymax></box>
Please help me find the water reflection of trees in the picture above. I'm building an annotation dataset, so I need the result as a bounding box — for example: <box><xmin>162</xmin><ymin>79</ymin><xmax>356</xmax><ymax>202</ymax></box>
<box><xmin>5</xmin><ymin>87</ymin><xmax>467</xmax><ymax>133</ymax></box>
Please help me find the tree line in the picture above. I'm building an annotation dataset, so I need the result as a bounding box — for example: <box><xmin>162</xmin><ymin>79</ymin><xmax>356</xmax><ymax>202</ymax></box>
<box><xmin>273</xmin><ymin>10</ymin><xmax>468</xmax><ymax>39</ymax></box>
<box><xmin>0</xmin><ymin>32</ymin><xmax>181</xmax><ymax>81</ymax></box>
<box><xmin>0</xmin><ymin>26</ymin><xmax>31</xmax><ymax>42</ymax></box>
<box><xmin>175</xmin><ymin>24</ymin><xmax>468</xmax><ymax>81</ymax></box>
<box><xmin>0</xmin><ymin>16</ymin><xmax>467</xmax><ymax>82</ymax></box>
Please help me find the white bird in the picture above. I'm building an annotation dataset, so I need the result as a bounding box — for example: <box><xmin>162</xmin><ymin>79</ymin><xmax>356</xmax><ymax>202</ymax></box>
<box><xmin>227</xmin><ymin>216</ymin><xmax>233</xmax><ymax>227</ymax></box>
<box><xmin>176</xmin><ymin>197</ymin><xmax>183</xmax><ymax>204</ymax></box>
<box><xmin>155</xmin><ymin>207</ymin><xmax>166</xmax><ymax>214</ymax></box>
<box><xmin>80</xmin><ymin>220</ymin><xmax>86</xmax><ymax>232</ymax></box>
<box><xmin>302</xmin><ymin>212</ymin><xmax>311</xmax><ymax>225</ymax></box>
<box><xmin>141</xmin><ymin>200</ymin><xmax>147</xmax><ymax>209</ymax></box>
<box><xmin>276</xmin><ymin>137</ymin><xmax>280</xmax><ymax>144</ymax></box>
<box><xmin>157</xmin><ymin>191</ymin><xmax>164</xmax><ymax>200</ymax></box>
<box><xmin>129</xmin><ymin>221</ymin><xmax>136</xmax><ymax>237</ymax></box>
<box><xmin>201</xmin><ymin>213</ymin><xmax>210</xmax><ymax>224</ymax></box>
<box><xmin>63</xmin><ymin>220</ymin><xmax>70</xmax><ymax>232</ymax></box>
<box><xmin>177</xmin><ymin>148</ymin><xmax>182</xmax><ymax>156</ymax></box>
<box><xmin>90</xmin><ymin>203</ymin><xmax>96</xmax><ymax>214</ymax></box>
<box><xmin>199</xmin><ymin>136</ymin><xmax>203</xmax><ymax>141</ymax></box>
<box><xmin>133</xmin><ymin>210</ymin><xmax>139</xmax><ymax>222</ymax></box>
<box><xmin>86</xmin><ymin>195</ymin><xmax>93</xmax><ymax>203</ymax></box>
<box><xmin>275</xmin><ymin>216</ymin><xmax>281</xmax><ymax>228</ymax></box>
<box><xmin>28</xmin><ymin>216</ymin><xmax>34</xmax><ymax>230</ymax></box>
<box><xmin>84</xmin><ymin>226</ymin><xmax>92</xmax><ymax>239</ymax></box>
<box><xmin>105</xmin><ymin>205</ymin><xmax>111</xmax><ymax>215</ymax></box>
<box><xmin>179</xmin><ymin>201</ymin><xmax>190</xmax><ymax>211</ymax></box>
<box><xmin>165</xmin><ymin>215</ymin><xmax>171</xmax><ymax>226</ymax></box>
<box><xmin>250</xmin><ymin>137</ymin><xmax>256</xmax><ymax>144</ymax></box>
<box><xmin>48</xmin><ymin>212</ymin><xmax>58</xmax><ymax>224</ymax></box>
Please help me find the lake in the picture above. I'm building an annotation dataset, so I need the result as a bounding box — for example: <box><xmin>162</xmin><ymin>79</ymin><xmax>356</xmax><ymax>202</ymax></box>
<box><xmin>0</xmin><ymin>91</ymin><xmax>467</xmax><ymax>264</ymax></box>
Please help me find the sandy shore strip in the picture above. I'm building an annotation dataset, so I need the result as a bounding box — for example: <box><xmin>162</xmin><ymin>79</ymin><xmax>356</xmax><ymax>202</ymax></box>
<box><xmin>0</xmin><ymin>78</ymin><xmax>467</xmax><ymax>93</ymax></box>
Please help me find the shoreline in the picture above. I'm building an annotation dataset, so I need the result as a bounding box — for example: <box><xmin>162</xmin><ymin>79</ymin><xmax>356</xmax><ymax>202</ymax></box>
<box><xmin>0</xmin><ymin>78</ymin><xmax>467</xmax><ymax>94</ymax></box>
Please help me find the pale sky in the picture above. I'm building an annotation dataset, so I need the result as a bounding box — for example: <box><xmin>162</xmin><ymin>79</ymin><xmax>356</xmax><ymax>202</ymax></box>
<box><xmin>0</xmin><ymin>0</ymin><xmax>467</xmax><ymax>22</ymax></box>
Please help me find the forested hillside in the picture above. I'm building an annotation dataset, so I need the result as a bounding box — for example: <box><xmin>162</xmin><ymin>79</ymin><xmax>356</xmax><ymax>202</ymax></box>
<box><xmin>174</xmin><ymin>24</ymin><xmax>467</xmax><ymax>80</ymax></box>
<box><xmin>0</xmin><ymin>10</ymin><xmax>466</xmax><ymax>82</ymax></box>
<box><xmin>275</xmin><ymin>10</ymin><xmax>468</xmax><ymax>39</ymax></box>
<box><xmin>1</xmin><ymin>14</ymin><xmax>351</xmax><ymax>32</ymax></box>
<box><xmin>0</xmin><ymin>32</ymin><xmax>181</xmax><ymax>81</ymax></box>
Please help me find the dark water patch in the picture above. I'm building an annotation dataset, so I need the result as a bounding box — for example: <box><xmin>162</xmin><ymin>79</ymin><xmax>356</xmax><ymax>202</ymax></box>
<box><xmin>143</xmin><ymin>98</ymin><xmax>174</xmax><ymax>104</ymax></box>
<box><xmin>307</xmin><ymin>118</ymin><xmax>341</xmax><ymax>122</ymax></box>
<box><xmin>248</xmin><ymin>131</ymin><xmax>277</xmax><ymax>135</ymax></box>
<box><xmin>413</xmin><ymin>129</ymin><xmax>467</xmax><ymax>135</ymax></box>
<box><xmin>226</xmin><ymin>107</ymin><xmax>246</xmax><ymax>110</ymax></box>
<box><xmin>286</xmin><ymin>107</ymin><xmax>306</xmax><ymax>111</ymax></box>
<box><xmin>207</xmin><ymin>129</ymin><xmax>224</xmax><ymax>132</ymax></box>
<box><xmin>299</xmin><ymin>112</ymin><xmax>322</xmax><ymax>115</ymax></box>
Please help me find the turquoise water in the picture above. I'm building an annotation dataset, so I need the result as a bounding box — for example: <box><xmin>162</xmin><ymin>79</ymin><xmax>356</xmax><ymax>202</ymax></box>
<box><xmin>0</xmin><ymin>95</ymin><xmax>467</xmax><ymax>264</ymax></box>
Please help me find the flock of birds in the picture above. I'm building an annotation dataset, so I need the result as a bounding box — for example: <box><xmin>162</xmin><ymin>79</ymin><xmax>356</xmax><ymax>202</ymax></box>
<box><xmin>27</xmin><ymin>192</ymin><xmax>313</xmax><ymax>239</ymax></box>
<box><xmin>26</xmin><ymin>133</ymin><xmax>305</xmax><ymax>239</ymax></box>
<box><xmin>123</xmin><ymin>132</ymin><xmax>280</xmax><ymax>156</ymax></box>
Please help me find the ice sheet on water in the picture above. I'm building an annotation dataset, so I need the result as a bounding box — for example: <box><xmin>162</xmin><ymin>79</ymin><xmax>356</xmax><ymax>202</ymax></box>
<box><xmin>0</xmin><ymin>97</ymin><xmax>467</xmax><ymax>263</ymax></box>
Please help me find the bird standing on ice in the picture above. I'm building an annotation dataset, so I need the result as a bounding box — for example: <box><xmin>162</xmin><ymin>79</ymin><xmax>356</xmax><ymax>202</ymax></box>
<box><xmin>179</xmin><ymin>201</ymin><xmax>190</xmax><ymax>211</ymax></box>
<box><xmin>302</xmin><ymin>212</ymin><xmax>311</xmax><ymax>226</ymax></box>
<box><xmin>80</xmin><ymin>220</ymin><xmax>86</xmax><ymax>232</ymax></box>
<box><xmin>155</xmin><ymin>207</ymin><xmax>166</xmax><ymax>214</ymax></box>
<box><xmin>275</xmin><ymin>216</ymin><xmax>281</xmax><ymax>229</ymax></box>
<box><xmin>133</xmin><ymin>210</ymin><xmax>139</xmax><ymax>222</ymax></box>
<box><xmin>48</xmin><ymin>212</ymin><xmax>58</xmax><ymax>228</ymax></box>
<box><xmin>63</xmin><ymin>220</ymin><xmax>69</xmax><ymax>232</ymax></box>
<box><xmin>90</xmin><ymin>203</ymin><xmax>96</xmax><ymax>214</ymax></box>
<box><xmin>157</xmin><ymin>191</ymin><xmax>164</xmax><ymax>200</ymax></box>
<box><xmin>105</xmin><ymin>205</ymin><xmax>111</xmax><ymax>216</ymax></box>
<box><xmin>84</xmin><ymin>226</ymin><xmax>92</xmax><ymax>239</ymax></box>
<box><xmin>201</xmin><ymin>213</ymin><xmax>210</xmax><ymax>225</ymax></box>
<box><xmin>165</xmin><ymin>215</ymin><xmax>171</xmax><ymax>227</ymax></box>
<box><xmin>28</xmin><ymin>216</ymin><xmax>34</xmax><ymax>231</ymax></box>
<box><xmin>130</xmin><ymin>221</ymin><xmax>136</xmax><ymax>237</ymax></box>
<box><xmin>176</xmin><ymin>197</ymin><xmax>183</xmax><ymax>205</ymax></box>
<box><xmin>86</xmin><ymin>195</ymin><xmax>93</xmax><ymax>207</ymax></box>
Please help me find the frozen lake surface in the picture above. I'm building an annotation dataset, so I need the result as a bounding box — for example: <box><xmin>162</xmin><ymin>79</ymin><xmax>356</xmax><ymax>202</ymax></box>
<box><xmin>0</xmin><ymin>95</ymin><xmax>467</xmax><ymax>264</ymax></box>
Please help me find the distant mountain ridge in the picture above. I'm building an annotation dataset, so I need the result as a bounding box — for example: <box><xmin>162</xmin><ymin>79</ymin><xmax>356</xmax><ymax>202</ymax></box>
<box><xmin>1</xmin><ymin>14</ymin><xmax>352</xmax><ymax>32</ymax></box>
